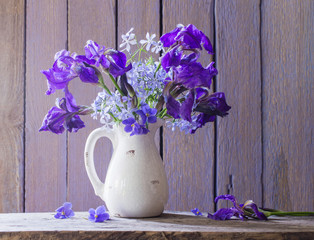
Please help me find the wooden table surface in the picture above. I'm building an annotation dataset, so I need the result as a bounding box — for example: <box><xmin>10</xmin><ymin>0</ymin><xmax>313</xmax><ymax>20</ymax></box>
<box><xmin>0</xmin><ymin>211</ymin><xmax>313</xmax><ymax>240</ymax></box>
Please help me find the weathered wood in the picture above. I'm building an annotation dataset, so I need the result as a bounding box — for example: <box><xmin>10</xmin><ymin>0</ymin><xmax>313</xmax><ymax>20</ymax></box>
<box><xmin>215</xmin><ymin>0</ymin><xmax>263</xmax><ymax>207</ymax></box>
<box><xmin>261</xmin><ymin>0</ymin><xmax>314</xmax><ymax>211</ymax></box>
<box><xmin>162</xmin><ymin>0</ymin><xmax>215</xmax><ymax>212</ymax></box>
<box><xmin>67</xmin><ymin>0</ymin><xmax>116</xmax><ymax>210</ymax></box>
<box><xmin>25</xmin><ymin>0</ymin><xmax>67</xmax><ymax>212</ymax></box>
<box><xmin>117</xmin><ymin>0</ymin><xmax>160</xmax><ymax>61</ymax></box>
<box><xmin>0</xmin><ymin>0</ymin><xmax>25</xmax><ymax>213</ymax></box>
<box><xmin>0</xmin><ymin>212</ymin><xmax>313</xmax><ymax>240</ymax></box>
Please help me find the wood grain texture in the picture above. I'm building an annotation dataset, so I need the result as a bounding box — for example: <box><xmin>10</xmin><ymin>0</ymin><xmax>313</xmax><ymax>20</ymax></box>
<box><xmin>262</xmin><ymin>0</ymin><xmax>314</xmax><ymax>211</ymax></box>
<box><xmin>215</xmin><ymin>0</ymin><xmax>262</xmax><ymax>207</ymax></box>
<box><xmin>162</xmin><ymin>0</ymin><xmax>215</xmax><ymax>212</ymax></box>
<box><xmin>0</xmin><ymin>212</ymin><xmax>313</xmax><ymax>240</ymax></box>
<box><xmin>67</xmin><ymin>0</ymin><xmax>116</xmax><ymax>210</ymax></box>
<box><xmin>25</xmin><ymin>0</ymin><xmax>67</xmax><ymax>212</ymax></box>
<box><xmin>117</xmin><ymin>0</ymin><xmax>160</xmax><ymax>60</ymax></box>
<box><xmin>0</xmin><ymin>0</ymin><xmax>25</xmax><ymax>213</ymax></box>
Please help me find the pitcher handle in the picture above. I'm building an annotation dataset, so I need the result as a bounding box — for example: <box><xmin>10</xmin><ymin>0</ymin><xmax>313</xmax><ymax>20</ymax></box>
<box><xmin>84</xmin><ymin>126</ymin><xmax>114</xmax><ymax>198</ymax></box>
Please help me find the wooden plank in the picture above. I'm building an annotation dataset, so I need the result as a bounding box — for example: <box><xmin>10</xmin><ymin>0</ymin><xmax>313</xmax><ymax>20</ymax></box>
<box><xmin>0</xmin><ymin>212</ymin><xmax>313</xmax><ymax>240</ymax></box>
<box><xmin>0</xmin><ymin>0</ymin><xmax>25</xmax><ymax>213</ymax></box>
<box><xmin>25</xmin><ymin>0</ymin><xmax>67</xmax><ymax>212</ymax></box>
<box><xmin>67</xmin><ymin>0</ymin><xmax>116</xmax><ymax>210</ymax></box>
<box><xmin>215</xmin><ymin>0</ymin><xmax>262</xmax><ymax>208</ymax></box>
<box><xmin>261</xmin><ymin>0</ymin><xmax>314</xmax><ymax>211</ymax></box>
<box><xmin>162</xmin><ymin>0</ymin><xmax>215</xmax><ymax>212</ymax></box>
<box><xmin>117</xmin><ymin>0</ymin><xmax>160</xmax><ymax>61</ymax></box>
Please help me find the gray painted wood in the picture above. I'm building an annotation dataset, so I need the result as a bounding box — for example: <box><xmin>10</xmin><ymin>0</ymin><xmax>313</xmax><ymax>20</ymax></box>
<box><xmin>0</xmin><ymin>0</ymin><xmax>25</xmax><ymax>213</ymax></box>
<box><xmin>261</xmin><ymin>0</ymin><xmax>314</xmax><ymax>211</ymax></box>
<box><xmin>215</xmin><ymin>0</ymin><xmax>263</xmax><ymax>208</ymax></box>
<box><xmin>25</xmin><ymin>0</ymin><xmax>67</xmax><ymax>212</ymax></box>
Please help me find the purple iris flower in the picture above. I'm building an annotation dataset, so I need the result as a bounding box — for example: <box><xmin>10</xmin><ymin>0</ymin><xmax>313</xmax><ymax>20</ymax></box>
<box><xmin>207</xmin><ymin>194</ymin><xmax>267</xmax><ymax>221</ymax></box>
<box><xmin>195</xmin><ymin>92</ymin><xmax>231</xmax><ymax>118</ymax></box>
<box><xmin>88</xmin><ymin>205</ymin><xmax>110</xmax><ymax>222</ymax></box>
<box><xmin>191</xmin><ymin>208</ymin><xmax>203</xmax><ymax>216</ymax></box>
<box><xmin>174</xmin><ymin>24</ymin><xmax>214</xmax><ymax>54</ymax></box>
<box><xmin>107</xmin><ymin>50</ymin><xmax>132</xmax><ymax>77</ymax></box>
<box><xmin>84</xmin><ymin>40</ymin><xmax>132</xmax><ymax>77</ymax></box>
<box><xmin>41</xmin><ymin>50</ymin><xmax>99</xmax><ymax>96</ymax></box>
<box><xmin>160</xmin><ymin>24</ymin><xmax>214</xmax><ymax>73</ymax></box>
<box><xmin>161</xmin><ymin>46</ymin><xmax>182</xmax><ymax>72</ymax></box>
<box><xmin>39</xmin><ymin>95</ymin><xmax>86</xmax><ymax>134</ymax></box>
<box><xmin>160</xmin><ymin>25</ymin><xmax>182</xmax><ymax>47</ymax></box>
<box><xmin>174</xmin><ymin>62</ymin><xmax>217</xmax><ymax>89</ymax></box>
<box><xmin>136</xmin><ymin>104</ymin><xmax>157</xmax><ymax>125</ymax></box>
<box><xmin>122</xmin><ymin>117</ymin><xmax>148</xmax><ymax>136</ymax></box>
<box><xmin>54</xmin><ymin>202</ymin><xmax>75</xmax><ymax>219</ymax></box>
<box><xmin>84</xmin><ymin>40</ymin><xmax>109</xmax><ymax>68</ymax></box>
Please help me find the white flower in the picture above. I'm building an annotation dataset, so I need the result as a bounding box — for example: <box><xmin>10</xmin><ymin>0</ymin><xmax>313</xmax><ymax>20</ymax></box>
<box><xmin>151</xmin><ymin>41</ymin><xmax>164</xmax><ymax>54</ymax></box>
<box><xmin>120</xmin><ymin>28</ymin><xmax>137</xmax><ymax>53</ymax></box>
<box><xmin>139</xmin><ymin>32</ymin><xmax>156</xmax><ymax>51</ymax></box>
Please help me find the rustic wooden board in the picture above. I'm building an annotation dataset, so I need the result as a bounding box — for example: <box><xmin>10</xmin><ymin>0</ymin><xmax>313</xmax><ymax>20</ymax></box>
<box><xmin>0</xmin><ymin>212</ymin><xmax>313</xmax><ymax>240</ymax></box>
<box><xmin>117</xmin><ymin>0</ymin><xmax>160</xmax><ymax>60</ymax></box>
<box><xmin>215</xmin><ymin>0</ymin><xmax>263</xmax><ymax>207</ymax></box>
<box><xmin>261</xmin><ymin>0</ymin><xmax>314</xmax><ymax>211</ymax></box>
<box><xmin>67</xmin><ymin>0</ymin><xmax>116</xmax><ymax>210</ymax></box>
<box><xmin>162</xmin><ymin>0</ymin><xmax>215</xmax><ymax>212</ymax></box>
<box><xmin>0</xmin><ymin>0</ymin><xmax>25</xmax><ymax>213</ymax></box>
<box><xmin>25</xmin><ymin>0</ymin><xmax>67</xmax><ymax>212</ymax></box>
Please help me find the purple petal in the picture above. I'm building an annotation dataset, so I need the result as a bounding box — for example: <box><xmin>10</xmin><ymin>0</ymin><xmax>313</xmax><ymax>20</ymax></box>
<box><xmin>245</xmin><ymin>202</ymin><xmax>268</xmax><ymax>220</ymax></box>
<box><xmin>95</xmin><ymin>205</ymin><xmax>107</xmax><ymax>215</ymax></box>
<box><xmin>180</xmin><ymin>90</ymin><xmax>195</xmax><ymax>122</ymax></box>
<box><xmin>124</xmin><ymin>125</ymin><xmax>133</xmax><ymax>133</ymax></box>
<box><xmin>207</xmin><ymin>208</ymin><xmax>238</xmax><ymax>221</ymax></box>
<box><xmin>161</xmin><ymin>47</ymin><xmax>182</xmax><ymax>72</ymax></box>
<box><xmin>95</xmin><ymin>212</ymin><xmax>110</xmax><ymax>222</ymax></box>
<box><xmin>66</xmin><ymin>115</ymin><xmax>85</xmax><ymax>133</ymax></box>
<box><xmin>160</xmin><ymin>26</ymin><xmax>181</xmax><ymax>47</ymax></box>
<box><xmin>54</xmin><ymin>212</ymin><xmax>62</xmax><ymax>219</ymax></box>
<box><xmin>147</xmin><ymin>116</ymin><xmax>157</xmax><ymax>124</ymax></box>
<box><xmin>215</xmin><ymin>194</ymin><xmax>237</xmax><ymax>206</ymax></box>
<box><xmin>166</xmin><ymin>96</ymin><xmax>181</xmax><ymax>119</ymax></box>
<box><xmin>122</xmin><ymin>118</ymin><xmax>136</xmax><ymax>125</ymax></box>
<box><xmin>78</xmin><ymin>66</ymin><xmax>99</xmax><ymax>84</ymax></box>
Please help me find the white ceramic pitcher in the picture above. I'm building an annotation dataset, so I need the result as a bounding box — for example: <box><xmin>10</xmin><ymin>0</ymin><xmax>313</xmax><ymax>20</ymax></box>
<box><xmin>84</xmin><ymin>120</ymin><xmax>169</xmax><ymax>218</ymax></box>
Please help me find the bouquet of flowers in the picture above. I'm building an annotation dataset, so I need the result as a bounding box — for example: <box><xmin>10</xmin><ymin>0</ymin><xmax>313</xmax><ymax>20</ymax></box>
<box><xmin>40</xmin><ymin>24</ymin><xmax>231</xmax><ymax>136</ymax></box>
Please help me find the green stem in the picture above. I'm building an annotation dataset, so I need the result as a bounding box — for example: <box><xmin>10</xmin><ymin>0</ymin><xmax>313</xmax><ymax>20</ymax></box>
<box><xmin>109</xmin><ymin>73</ymin><xmax>125</xmax><ymax>96</ymax></box>
<box><xmin>267</xmin><ymin>211</ymin><xmax>314</xmax><ymax>217</ymax></box>
<box><xmin>98</xmin><ymin>73</ymin><xmax>112</xmax><ymax>95</ymax></box>
<box><xmin>154</xmin><ymin>62</ymin><xmax>161</xmax><ymax>78</ymax></box>
<box><xmin>259</xmin><ymin>209</ymin><xmax>314</xmax><ymax>217</ymax></box>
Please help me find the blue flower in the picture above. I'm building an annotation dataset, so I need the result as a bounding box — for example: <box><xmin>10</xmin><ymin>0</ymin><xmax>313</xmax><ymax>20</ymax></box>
<box><xmin>54</xmin><ymin>202</ymin><xmax>75</xmax><ymax>219</ymax></box>
<box><xmin>88</xmin><ymin>205</ymin><xmax>110</xmax><ymax>222</ymax></box>
<box><xmin>122</xmin><ymin>117</ymin><xmax>148</xmax><ymax>136</ymax></box>
<box><xmin>136</xmin><ymin>104</ymin><xmax>157</xmax><ymax>125</ymax></box>
<box><xmin>191</xmin><ymin>208</ymin><xmax>203</xmax><ymax>216</ymax></box>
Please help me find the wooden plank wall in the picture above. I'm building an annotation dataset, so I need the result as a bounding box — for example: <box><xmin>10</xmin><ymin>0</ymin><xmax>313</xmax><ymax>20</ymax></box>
<box><xmin>0</xmin><ymin>0</ymin><xmax>313</xmax><ymax>213</ymax></box>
